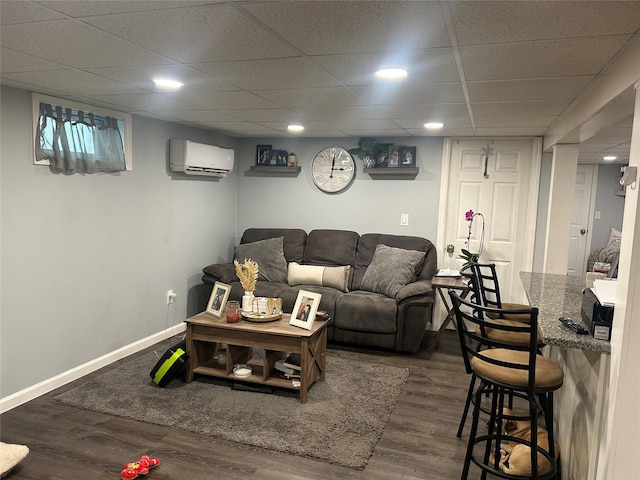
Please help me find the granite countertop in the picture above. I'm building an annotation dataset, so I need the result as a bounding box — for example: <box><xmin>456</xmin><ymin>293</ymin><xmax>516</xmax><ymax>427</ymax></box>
<box><xmin>520</xmin><ymin>272</ymin><xmax>611</xmax><ymax>354</ymax></box>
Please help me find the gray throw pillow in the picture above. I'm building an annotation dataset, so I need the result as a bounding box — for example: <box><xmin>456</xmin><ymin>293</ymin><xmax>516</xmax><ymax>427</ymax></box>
<box><xmin>234</xmin><ymin>237</ymin><xmax>287</xmax><ymax>283</ymax></box>
<box><xmin>360</xmin><ymin>244</ymin><xmax>426</xmax><ymax>298</ymax></box>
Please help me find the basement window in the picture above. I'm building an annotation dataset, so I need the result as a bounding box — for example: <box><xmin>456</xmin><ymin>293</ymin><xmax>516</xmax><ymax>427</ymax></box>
<box><xmin>32</xmin><ymin>93</ymin><xmax>132</xmax><ymax>174</ymax></box>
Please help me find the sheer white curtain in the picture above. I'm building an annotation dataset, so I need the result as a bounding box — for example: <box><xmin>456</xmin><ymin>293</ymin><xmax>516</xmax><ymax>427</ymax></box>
<box><xmin>35</xmin><ymin>102</ymin><xmax>126</xmax><ymax>175</ymax></box>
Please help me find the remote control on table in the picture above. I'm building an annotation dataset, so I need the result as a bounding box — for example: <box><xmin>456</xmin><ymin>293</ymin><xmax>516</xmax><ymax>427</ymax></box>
<box><xmin>559</xmin><ymin>317</ymin><xmax>589</xmax><ymax>335</ymax></box>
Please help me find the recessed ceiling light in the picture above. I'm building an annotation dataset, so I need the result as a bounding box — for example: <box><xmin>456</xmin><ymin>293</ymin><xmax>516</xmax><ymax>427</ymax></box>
<box><xmin>603</xmin><ymin>155</ymin><xmax>617</xmax><ymax>161</ymax></box>
<box><xmin>287</xmin><ymin>124</ymin><xmax>304</xmax><ymax>132</ymax></box>
<box><xmin>153</xmin><ymin>78</ymin><xmax>184</xmax><ymax>90</ymax></box>
<box><xmin>424</xmin><ymin>122</ymin><xmax>444</xmax><ymax>130</ymax></box>
<box><xmin>375</xmin><ymin>68</ymin><xmax>407</xmax><ymax>80</ymax></box>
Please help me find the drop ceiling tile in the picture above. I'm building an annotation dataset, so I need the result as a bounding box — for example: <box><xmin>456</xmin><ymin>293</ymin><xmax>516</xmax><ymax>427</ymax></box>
<box><xmin>461</xmin><ymin>36</ymin><xmax>632</xmax><ymax>81</ymax></box>
<box><xmin>167</xmin><ymin>91</ymin><xmax>281</xmax><ymax>110</ymax></box>
<box><xmin>395</xmin><ymin>117</ymin><xmax>472</xmax><ymax>129</ymax></box>
<box><xmin>474</xmin><ymin>116</ymin><xmax>557</xmax><ymax>128</ymax></box>
<box><xmin>339</xmin><ymin>128</ymin><xmax>409</xmax><ymax>137</ymax></box>
<box><xmin>294</xmin><ymin>105</ymin><xmax>388</xmax><ymax>122</ymax></box>
<box><xmin>0</xmin><ymin>1</ymin><xmax>66</xmax><ymax>24</ymax></box>
<box><xmin>448</xmin><ymin>1</ymin><xmax>640</xmax><ymax>46</ymax></box>
<box><xmin>376</xmin><ymin>103</ymin><xmax>469</xmax><ymax>119</ymax></box>
<box><xmin>472</xmin><ymin>101</ymin><xmax>571</xmax><ymax>117</ymax></box>
<box><xmin>216</xmin><ymin>108</ymin><xmax>307</xmax><ymax>122</ymax></box>
<box><xmin>475</xmin><ymin>127</ymin><xmax>547</xmax><ymax>136</ymax></box>
<box><xmin>150</xmin><ymin>109</ymin><xmax>241</xmax><ymax>123</ymax></box>
<box><xmin>2</xmin><ymin>69</ymin><xmax>146</xmax><ymax>96</ymax></box>
<box><xmin>352</xmin><ymin>82</ymin><xmax>465</xmax><ymax>105</ymax></box>
<box><xmin>40</xmin><ymin>0</ymin><xmax>214</xmax><ymax>17</ymax></box>
<box><xmin>467</xmin><ymin>77</ymin><xmax>596</xmax><ymax>102</ymax></box>
<box><xmin>200</xmin><ymin>121</ymin><xmax>276</xmax><ymax>134</ymax></box>
<box><xmin>326</xmin><ymin>118</ymin><xmax>400</xmax><ymax>130</ymax></box>
<box><xmin>404</xmin><ymin>127</ymin><xmax>475</xmax><ymax>137</ymax></box>
<box><xmin>242</xmin><ymin>1</ymin><xmax>450</xmax><ymax>55</ymax></box>
<box><xmin>194</xmin><ymin>57</ymin><xmax>341</xmax><ymax>90</ymax></box>
<box><xmin>255</xmin><ymin>87</ymin><xmax>368</xmax><ymax>108</ymax></box>
<box><xmin>0</xmin><ymin>48</ymin><xmax>65</xmax><ymax>73</ymax></box>
<box><xmin>86</xmin><ymin>65</ymin><xmax>238</xmax><ymax>93</ymax></box>
<box><xmin>311</xmin><ymin>48</ymin><xmax>459</xmax><ymax>85</ymax></box>
<box><xmin>82</xmin><ymin>4</ymin><xmax>298</xmax><ymax>63</ymax></box>
<box><xmin>90</xmin><ymin>94</ymin><xmax>206</xmax><ymax>112</ymax></box>
<box><xmin>1</xmin><ymin>19</ymin><xmax>173</xmax><ymax>69</ymax></box>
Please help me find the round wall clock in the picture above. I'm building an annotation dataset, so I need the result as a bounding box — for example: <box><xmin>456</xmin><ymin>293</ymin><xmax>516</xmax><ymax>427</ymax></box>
<box><xmin>311</xmin><ymin>146</ymin><xmax>355</xmax><ymax>194</ymax></box>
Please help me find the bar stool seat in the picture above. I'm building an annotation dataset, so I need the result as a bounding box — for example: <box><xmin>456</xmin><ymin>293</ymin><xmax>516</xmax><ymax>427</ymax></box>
<box><xmin>472</xmin><ymin>350</ymin><xmax>564</xmax><ymax>389</ymax></box>
<box><xmin>476</xmin><ymin>319</ymin><xmax>544</xmax><ymax>346</ymax></box>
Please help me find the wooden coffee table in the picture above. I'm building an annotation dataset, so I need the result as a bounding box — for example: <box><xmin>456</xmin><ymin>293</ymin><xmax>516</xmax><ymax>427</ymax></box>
<box><xmin>184</xmin><ymin>312</ymin><xmax>327</xmax><ymax>403</ymax></box>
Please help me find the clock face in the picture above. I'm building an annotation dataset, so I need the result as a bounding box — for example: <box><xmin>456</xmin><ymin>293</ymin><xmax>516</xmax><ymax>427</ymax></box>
<box><xmin>311</xmin><ymin>146</ymin><xmax>355</xmax><ymax>194</ymax></box>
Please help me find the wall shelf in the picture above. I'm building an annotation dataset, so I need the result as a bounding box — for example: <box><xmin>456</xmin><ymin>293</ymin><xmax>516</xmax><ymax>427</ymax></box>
<box><xmin>364</xmin><ymin>167</ymin><xmax>419</xmax><ymax>178</ymax></box>
<box><xmin>247</xmin><ymin>166</ymin><xmax>301</xmax><ymax>177</ymax></box>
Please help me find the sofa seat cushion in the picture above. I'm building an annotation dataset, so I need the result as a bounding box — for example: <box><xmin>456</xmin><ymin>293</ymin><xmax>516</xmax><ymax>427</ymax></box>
<box><xmin>360</xmin><ymin>244</ymin><xmax>426</xmax><ymax>298</ymax></box>
<box><xmin>234</xmin><ymin>236</ymin><xmax>287</xmax><ymax>282</ymax></box>
<box><xmin>334</xmin><ymin>291</ymin><xmax>397</xmax><ymax>334</ymax></box>
<box><xmin>287</xmin><ymin>262</ymin><xmax>350</xmax><ymax>292</ymax></box>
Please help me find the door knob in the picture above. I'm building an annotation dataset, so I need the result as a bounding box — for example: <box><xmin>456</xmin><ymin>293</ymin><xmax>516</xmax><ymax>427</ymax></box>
<box><xmin>580</xmin><ymin>228</ymin><xmax>586</xmax><ymax>235</ymax></box>
<box><xmin>446</xmin><ymin>244</ymin><xmax>455</xmax><ymax>254</ymax></box>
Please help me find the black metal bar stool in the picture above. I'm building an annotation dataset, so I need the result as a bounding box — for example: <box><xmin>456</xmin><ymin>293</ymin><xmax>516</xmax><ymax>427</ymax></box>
<box><xmin>449</xmin><ymin>289</ymin><xmax>563</xmax><ymax>480</ymax></box>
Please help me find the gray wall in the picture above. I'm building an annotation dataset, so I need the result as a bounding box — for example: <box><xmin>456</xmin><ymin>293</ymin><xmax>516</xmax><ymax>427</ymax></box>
<box><xmin>0</xmin><ymin>86</ymin><xmax>238</xmax><ymax>397</ymax></box>
<box><xmin>591</xmin><ymin>163</ymin><xmax>625</xmax><ymax>250</ymax></box>
<box><xmin>235</xmin><ymin>137</ymin><xmax>444</xmax><ymax>239</ymax></box>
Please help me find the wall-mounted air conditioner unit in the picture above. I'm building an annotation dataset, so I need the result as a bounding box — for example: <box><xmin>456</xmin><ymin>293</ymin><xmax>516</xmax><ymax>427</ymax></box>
<box><xmin>169</xmin><ymin>139</ymin><xmax>234</xmax><ymax>177</ymax></box>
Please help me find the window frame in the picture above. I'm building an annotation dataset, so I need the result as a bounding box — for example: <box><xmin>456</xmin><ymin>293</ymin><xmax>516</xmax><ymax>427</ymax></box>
<box><xmin>32</xmin><ymin>93</ymin><xmax>133</xmax><ymax>170</ymax></box>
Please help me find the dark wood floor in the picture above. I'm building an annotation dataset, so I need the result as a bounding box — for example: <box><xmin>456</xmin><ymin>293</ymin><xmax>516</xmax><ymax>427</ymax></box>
<box><xmin>1</xmin><ymin>331</ymin><xmax>477</xmax><ymax>480</ymax></box>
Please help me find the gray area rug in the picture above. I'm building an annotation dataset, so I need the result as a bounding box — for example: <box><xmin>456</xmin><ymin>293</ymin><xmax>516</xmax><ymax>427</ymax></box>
<box><xmin>52</xmin><ymin>349</ymin><xmax>408</xmax><ymax>469</ymax></box>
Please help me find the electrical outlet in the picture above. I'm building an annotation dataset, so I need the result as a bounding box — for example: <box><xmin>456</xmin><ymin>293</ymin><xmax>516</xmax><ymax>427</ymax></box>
<box><xmin>400</xmin><ymin>213</ymin><xmax>409</xmax><ymax>226</ymax></box>
<box><xmin>166</xmin><ymin>290</ymin><xmax>176</xmax><ymax>305</ymax></box>
<box><xmin>595</xmin><ymin>211</ymin><xmax>601</xmax><ymax>219</ymax></box>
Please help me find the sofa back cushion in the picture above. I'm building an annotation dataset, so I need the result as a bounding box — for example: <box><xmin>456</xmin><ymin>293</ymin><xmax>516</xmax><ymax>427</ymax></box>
<box><xmin>352</xmin><ymin>233</ymin><xmax>436</xmax><ymax>290</ymax></box>
<box><xmin>304</xmin><ymin>229</ymin><xmax>359</xmax><ymax>267</ymax></box>
<box><xmin>241</xmin><ymin>228</ymin><xmax>307</xmax><ymax>263</ymax></box>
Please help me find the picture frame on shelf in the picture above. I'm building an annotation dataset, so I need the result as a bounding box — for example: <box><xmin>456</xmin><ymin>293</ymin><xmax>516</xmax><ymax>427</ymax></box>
<box><xmin>206</xmin><ymin>281</ymin><xmax>231</xmax><ymax>317</ymax></box>
<box><xmin>399</xmin><ymin>146</ymin><xmax>416</xmax><ymax>167</ymax></box>
<box><xmin>268</xmin><ymin>149</ymin><xmax>289</xmax><ymax>166</ymax></box>
<box><xmin>256</xmin><ymin>145</ymin><xmax>272</xmax><ymax>166</ymax></box>
<box><xmin>376</xmin><ymin>148</ymin><xmax>389</xmax><ymax>168</ymax></box>
<box><xmin>388</xmin><ymin>145</ymin><xmax>400</xmax><ymax>167</ymax></box>
<box><xmin>289</xmin><ymin>289</ymin><xmax>322</xmax><ymax>330</ymax></box>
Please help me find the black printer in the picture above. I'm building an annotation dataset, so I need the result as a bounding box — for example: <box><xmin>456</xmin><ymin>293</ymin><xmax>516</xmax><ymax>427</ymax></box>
<box><xmin>581</xmin><ymin>288</ymin><xmax>614</xmax><ymax>341</ymax></box>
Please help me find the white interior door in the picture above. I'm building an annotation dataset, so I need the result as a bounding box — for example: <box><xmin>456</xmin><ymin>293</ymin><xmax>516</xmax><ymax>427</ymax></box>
<box><xmin>567</xmin><ymin>165</ymin><xmax>596</xmax><ymax>276</ymax></box>
<box><xmin>440</xmin><ymin>138</ymin><xmax>539</xmax><ymax>306</ymax></box>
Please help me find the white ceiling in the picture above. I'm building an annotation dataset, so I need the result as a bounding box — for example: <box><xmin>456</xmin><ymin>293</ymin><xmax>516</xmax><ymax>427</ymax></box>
<box><xmin>1</xmin><ymin>0</ymin><xmax>639</xmax><ymax>163</ymax></box>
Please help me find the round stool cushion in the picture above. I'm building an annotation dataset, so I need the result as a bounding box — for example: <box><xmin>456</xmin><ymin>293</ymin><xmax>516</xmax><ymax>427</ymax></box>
<box><xmin>471</xmin><ymin>349</ymin><xmax>564</xmax><ymax>389</ymax></box>
<box><xmin>475</xmin><ymin>319</ymin><xmax>544</xmax><ymax>346</ymax></box>
<box><xmin>487</xmin><ymin>302</ymin><xmax>532</xmax><ymax>323</ymax></box>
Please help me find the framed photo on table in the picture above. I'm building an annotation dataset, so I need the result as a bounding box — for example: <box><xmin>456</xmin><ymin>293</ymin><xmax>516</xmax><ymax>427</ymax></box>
<box><xmin>206</xmin><ymin>282</ymin><xmax>231</xmax><ymax>317</ymax></box>
<box><xmin>290</xmin><ymin>290</ymin><xmax>322</xmax><ymax>330</ymax></box>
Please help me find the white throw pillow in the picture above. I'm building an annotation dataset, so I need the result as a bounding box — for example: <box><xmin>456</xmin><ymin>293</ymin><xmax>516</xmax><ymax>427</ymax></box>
<box><xmin>607</xmin><ymin>227</ymin><xmax>622</xmax><ymax>248</ymax></box>
<box><xmin>287</xmin><ymin>262</ymin><xmax>350</xmax><ymax>292</ymax></box>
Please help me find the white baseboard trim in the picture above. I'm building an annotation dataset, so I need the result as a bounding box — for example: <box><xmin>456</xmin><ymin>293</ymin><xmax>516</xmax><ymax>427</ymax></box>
<box><xmin>0</xmin><ymin>323</ymin><xmax>186</xmax><ymax>414</ymax></box>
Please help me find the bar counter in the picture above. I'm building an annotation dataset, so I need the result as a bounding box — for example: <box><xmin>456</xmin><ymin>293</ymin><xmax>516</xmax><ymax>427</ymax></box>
<box><xmin>519</xmin><ymin>272</ymin><xmax>610</xmax><ymax>353</ymax></box>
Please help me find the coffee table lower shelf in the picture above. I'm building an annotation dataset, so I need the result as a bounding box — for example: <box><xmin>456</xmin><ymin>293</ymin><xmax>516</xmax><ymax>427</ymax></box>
<box><xmin>184</xmin><ymin>312</ymin><xmax>327</xmax><ymax>403</ymax></box>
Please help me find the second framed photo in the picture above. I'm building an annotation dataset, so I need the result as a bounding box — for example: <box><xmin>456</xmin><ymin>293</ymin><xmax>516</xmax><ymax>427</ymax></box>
<box><xmin>289</xmin><ymin>290</ymin><xmax>322</xmax><ymax>330</ymax></box>
<box><xmin>206</xmin><ymin>281</ymin><xmax>231</xmax><ymax>317</ymax></box>
<box><xmin>399</xmin><ymin>146</ymin><xmax>416</xmax><ymax>167</ymax></box>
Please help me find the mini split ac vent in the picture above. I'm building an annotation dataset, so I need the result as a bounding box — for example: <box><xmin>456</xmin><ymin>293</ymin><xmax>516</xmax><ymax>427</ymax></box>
<box><xmin>169</xmin><ymin>139</ymin><xmax>234</xmax><ymax>177</ymax></box>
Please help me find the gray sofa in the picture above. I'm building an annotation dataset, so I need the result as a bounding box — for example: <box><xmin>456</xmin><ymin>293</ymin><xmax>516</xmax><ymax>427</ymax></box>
<box><xmin>201</xmin><ymin>228</ymin><xmax>437</xmax><ymax>353</ymax></box>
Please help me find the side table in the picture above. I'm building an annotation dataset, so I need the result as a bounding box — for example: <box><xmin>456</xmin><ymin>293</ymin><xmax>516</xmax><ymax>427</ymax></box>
<box><xmin>429</xmin><ymin>274</ymin><xmax>471</xmax><ymax>350</ymax></box>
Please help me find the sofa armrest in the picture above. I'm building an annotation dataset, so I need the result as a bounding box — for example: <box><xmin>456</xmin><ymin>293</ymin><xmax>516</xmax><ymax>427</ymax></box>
<box><xmin>202</xmin><ymin>263</ymin><xmax>237</xmax><ymax>284</ymax></box>
<box><xmin>396</xmin><ymin>279</ymin><xmax>433</xmax><ymax>302</ymax></box>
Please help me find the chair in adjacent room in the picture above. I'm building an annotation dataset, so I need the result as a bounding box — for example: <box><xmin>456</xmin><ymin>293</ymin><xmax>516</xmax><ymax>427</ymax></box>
<box><xmin>448</xmin><ymin>289</ymin><xmax>563</xmax><ymax>480</ymax></box>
